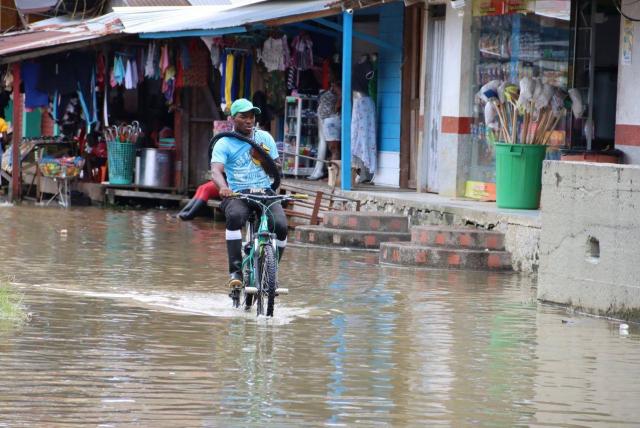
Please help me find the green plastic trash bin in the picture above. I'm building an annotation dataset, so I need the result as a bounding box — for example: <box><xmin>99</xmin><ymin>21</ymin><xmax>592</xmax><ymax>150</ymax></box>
<box><xmin>495</xmin><ymin>143</ymin><xmax>547</xmax><ymax>209</ymax></box>
<box><xmin>107</xmin><ymin>141</ymin><xmax>137</xmax><ymax>185</ymax></box>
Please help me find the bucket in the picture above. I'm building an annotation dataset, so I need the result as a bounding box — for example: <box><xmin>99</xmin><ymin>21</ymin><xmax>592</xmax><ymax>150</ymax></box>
<box><xmin>135</xmin><ymin>148</ymin><xmax>173</xmax><ymax>187</ymax></box>
<box><xmin>107</xmin><ymin>141</ymin><xmax>137</xmax><ymax>185</ymax></box>
<box><xmin>495</xmin><ymin>143</ymin><xmax>547</xmax><ymax>209</ymax></box>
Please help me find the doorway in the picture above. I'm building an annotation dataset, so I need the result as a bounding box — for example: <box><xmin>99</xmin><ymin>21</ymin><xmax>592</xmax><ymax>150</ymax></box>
<box><xmin>400</xmin><ymin>2</ymin><xmax>425</xmax><ymax>189</ymax></box>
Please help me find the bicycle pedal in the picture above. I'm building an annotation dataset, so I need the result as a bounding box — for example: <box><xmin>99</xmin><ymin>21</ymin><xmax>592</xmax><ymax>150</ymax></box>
<box><xmin>276</xmin><ymin>288</ymin><xmax>289</xmax><ymax>295</ymax></box>
<box><xmin>245</xmin><ymin>287</ymin><xmax>258</xmax><ymax>294</ymax></box>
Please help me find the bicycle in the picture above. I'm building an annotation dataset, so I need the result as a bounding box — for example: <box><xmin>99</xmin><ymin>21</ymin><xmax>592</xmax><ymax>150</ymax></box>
<box><xmin>228</xmin><ymin>192</ymin><xmax>307</xmax><ymax>317</ymax></box>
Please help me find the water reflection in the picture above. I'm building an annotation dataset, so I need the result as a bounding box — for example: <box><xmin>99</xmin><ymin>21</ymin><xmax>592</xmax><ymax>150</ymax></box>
<box><xmin>0</xmin><ymin>205</ymin><xmax>639</xmax><ymax>426</ymax></box>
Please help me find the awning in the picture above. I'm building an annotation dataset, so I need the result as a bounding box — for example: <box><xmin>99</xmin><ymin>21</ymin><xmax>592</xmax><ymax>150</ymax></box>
<box><xmin>113</xmin><ymin>0</ymin><xmax>339</xmax><ymax>36</ymax></box>
<box><xmin>0</xmin><ymin>13</ymin><xmax>124</xmax><ymax>64</ymax></box>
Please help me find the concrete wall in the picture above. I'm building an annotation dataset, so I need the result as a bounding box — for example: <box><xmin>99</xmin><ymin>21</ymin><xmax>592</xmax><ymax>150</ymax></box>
<box><xmin>615</xmin><ymin>7</ymin><xmax>640</xmax><ymax>162</ymax></box>
<box><xmin>538</xmin><ymin>161</ymin><xmax>640</xmax><ymax>320</ymax></box>
<box><xmin>438</xmin><ymin>2</ymin><xmax>474</xmax><ymax>197</ymax></box>
<box><xmin>373</xmin><ymin>1</ymin><xmax>404</xmax><ymax>187</ymax></box>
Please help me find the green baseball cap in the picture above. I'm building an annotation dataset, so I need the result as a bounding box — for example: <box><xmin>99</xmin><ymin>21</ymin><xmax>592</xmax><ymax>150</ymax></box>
<box><xmin>230</xmin><ymin>98</ymin><xmax>261</xmax><ymax>117</ymax></box>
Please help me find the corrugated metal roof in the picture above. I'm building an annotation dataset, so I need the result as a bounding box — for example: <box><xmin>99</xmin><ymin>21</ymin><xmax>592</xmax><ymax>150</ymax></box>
<box><xmin>113</xmin><ymin>0</ymin><xmax>335</xmax><ymax>34</ymax></box>
<box><xmin>122</xmin><ymin>0</ymin><xmax>191</xmax><ymax>6</ymax></box>
<box><xmin>0</xmin><ymin>13</ymin><xmax>123</xmax><ymax>61</ymax></box>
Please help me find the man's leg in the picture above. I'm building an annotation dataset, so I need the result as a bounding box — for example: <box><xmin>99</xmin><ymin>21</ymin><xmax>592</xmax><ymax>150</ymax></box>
<box><xmin>267</xmin><ymin>202</ymin><xmax>288</xmax><ymax>262</ymax></box>
<box><xmin>221</xmin><ymin>198</ymin><xmax>250</xmax><ymax>288</ymax></box>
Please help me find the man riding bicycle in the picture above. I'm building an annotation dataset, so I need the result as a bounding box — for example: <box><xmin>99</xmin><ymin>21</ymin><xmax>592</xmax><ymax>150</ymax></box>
<box><xmin>210</xmin><ymin>98</ymin><xmax>287</xmax><ymax>291</ymax></box>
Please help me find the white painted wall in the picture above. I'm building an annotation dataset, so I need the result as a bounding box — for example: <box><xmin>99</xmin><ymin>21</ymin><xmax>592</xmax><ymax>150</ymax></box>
<box><xmin>441</xmin><ymin>2</ymin><xmax>473</xmax><ymax>118</ymax></box>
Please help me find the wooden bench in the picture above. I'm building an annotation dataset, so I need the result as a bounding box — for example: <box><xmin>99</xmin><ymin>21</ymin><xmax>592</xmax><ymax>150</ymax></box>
<box><xmin>279</xmin><ymin>183</ymin><xmax>361</xmax><ymax>228</ymax></box>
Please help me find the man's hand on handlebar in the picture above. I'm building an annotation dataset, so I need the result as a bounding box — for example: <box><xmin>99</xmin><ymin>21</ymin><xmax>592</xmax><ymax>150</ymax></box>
<box><xmin>219</xmin><ymin>187</ymin><xmax>234</xmax><ymax>198</ymax></box>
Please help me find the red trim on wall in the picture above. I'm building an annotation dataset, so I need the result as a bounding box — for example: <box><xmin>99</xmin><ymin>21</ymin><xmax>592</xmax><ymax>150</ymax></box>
<box><xmin>442</xmin><ymin>116</ymin><xmax>473</xmax><ymax>135</ymax></box>
<box><xmin>616</xmin><ymin>124</ymin><xmax>640</xmax><ymax>147</ymax></box>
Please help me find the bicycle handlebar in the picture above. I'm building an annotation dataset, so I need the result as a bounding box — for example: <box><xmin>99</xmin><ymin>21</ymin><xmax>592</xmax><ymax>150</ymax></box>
<box><xmin>229</xmin><ymin>192</ymin><xmax>308</xmax><ymax>201</ymax></box>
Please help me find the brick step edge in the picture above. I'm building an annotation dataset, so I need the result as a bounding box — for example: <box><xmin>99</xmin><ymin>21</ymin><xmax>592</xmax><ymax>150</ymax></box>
<box><xmin>411</xmin><ymin>226</ymin><xmax>505</xmax><ymax>250</ymax></box>
<box><xmin>295</xmin><ymin>226</ymin><xmax>411</xmax><ymax>249</ymax></box>
<box><xmin>379</xmin><ymin>242</ymin><xmax>512</xmax><ymax>271</ymax></box>
<box><xmin>322</xmin><ymin>212</ymin><xmax>410</xmax><ymax>233</ymax></box>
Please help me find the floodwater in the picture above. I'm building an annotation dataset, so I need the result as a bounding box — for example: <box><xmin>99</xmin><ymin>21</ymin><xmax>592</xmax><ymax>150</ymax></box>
<box><xmin>0</xmin><ymin>205</ymin><xmax>639</xmax><ymax>427</ymax></box>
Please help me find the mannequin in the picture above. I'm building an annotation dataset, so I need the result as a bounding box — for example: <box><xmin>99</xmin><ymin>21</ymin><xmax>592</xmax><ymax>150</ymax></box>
<box><xmin>351</xmin><ymin>54</ymin><xmax>377</xmax><ymax>183</ymax></box>
<box><xmin>309</xmin><ymin>61</ymin><xmax>341</xmax><ymax>180</ymax></box>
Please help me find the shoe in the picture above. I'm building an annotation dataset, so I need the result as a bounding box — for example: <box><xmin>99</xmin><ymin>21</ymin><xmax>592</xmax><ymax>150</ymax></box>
<box><xmin>228</xmin><ymin>272</ymin><xmax>242</xmax><ymax>289</ymax></box>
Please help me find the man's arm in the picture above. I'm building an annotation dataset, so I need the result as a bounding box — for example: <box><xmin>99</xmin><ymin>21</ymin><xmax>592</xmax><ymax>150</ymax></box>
<box><xmin>211</xmin><ymin>162</ymin><xmax>233</xmax><ymax>197</ymax></box>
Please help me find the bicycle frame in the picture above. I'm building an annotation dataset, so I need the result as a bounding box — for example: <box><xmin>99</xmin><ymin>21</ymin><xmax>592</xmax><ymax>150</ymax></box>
<box><xmin>242</xmin><ymin>198</ymin><xmax>280</xmax><ymax>295</ymax></box>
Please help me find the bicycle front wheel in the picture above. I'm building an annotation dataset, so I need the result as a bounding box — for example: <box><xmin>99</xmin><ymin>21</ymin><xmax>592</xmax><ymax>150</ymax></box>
<box><xmin>258</xmin><ymin>244</ymin><xmax>277</xmax><ymax>317</ymax></box>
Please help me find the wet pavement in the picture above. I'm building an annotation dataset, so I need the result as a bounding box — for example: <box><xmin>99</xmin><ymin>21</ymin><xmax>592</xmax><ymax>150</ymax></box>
<box><xmin>0</xmin><ymin>205</ymin><xmax>639</xmax><ymax>427</ymax></box>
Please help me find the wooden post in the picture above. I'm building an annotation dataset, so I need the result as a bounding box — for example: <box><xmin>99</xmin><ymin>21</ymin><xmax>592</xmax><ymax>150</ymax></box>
<box><xmin>10</xmin><ymin>62</ymin><xmax>22</xmax><ymax>202</ymax></box>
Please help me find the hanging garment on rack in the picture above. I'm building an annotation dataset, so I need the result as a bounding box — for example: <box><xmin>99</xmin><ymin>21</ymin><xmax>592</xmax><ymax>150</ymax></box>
<box><xmin>180</xmin><ymin>42</ymin><xmax>191</xmax><ymax>71</ymax></box>
<box><xmin>291</xmin><ymin>33</ymin><xmax>313</xmax><ymax>71</ymax></box>
<box><xmin>21</xmin><ymin>62</ymin><xmax>49</xmax><ymax>109</ymax></box>
<box><xmin>232</xmin><ymin>53</ymin><xmax>242</xmax><ymax>101</ymax></box>
<box><xmin>257</xmin><ymin>36</ymin><xmax>290</xmax><ymax>72</ymax></box>
<box><xmin>224</xmin><ymin>53</ymin><xmax>234</xmax><ymax>107</ymax></box>
<box><xmin>96</xmin><ymin>53</ymin><xmax>106</xmax><ymax>91</ymax></box>
<box><xmin>351</xmin><ymin>95</ymin><xmax>377</xmax><ymax>175</ymax></box>
<box><xmin>244</xmin><ymin>55</ymin><xmax>252</xmax><ymax>99</ymax></box>
<box><xmin>160</xmin><ymin>45</ymin><xmax>170</xmax><ymax>75</ymax></box>
<box><xmin>321</xmin><ymin>58</ymin><xmax>330</xmax><ymax>91</ymax></box>
<box><xmin>219</xmin><ymin>53</ymin><xmax>227</xmax><ymax>107</ymax></box>
<box><xmin>238</xmin><ymin>54</ymin><xmax>245</xmax><ymax>99</ymax></box>
<box><xmin>145</xmin><ymin>42</ymin><xmax>157</xmax><ymax>78</ymax></box>
<box><xmin>124</xmin><ymin>59</ymin><xmax>134</xmax><ymax>89</ymax></box>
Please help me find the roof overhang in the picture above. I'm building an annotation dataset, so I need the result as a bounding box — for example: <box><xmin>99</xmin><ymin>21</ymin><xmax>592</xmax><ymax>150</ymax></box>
<box><xmin>0</xmin><ymin>13</ymin><xmax>125</xmax><ymax>64</ymax></box>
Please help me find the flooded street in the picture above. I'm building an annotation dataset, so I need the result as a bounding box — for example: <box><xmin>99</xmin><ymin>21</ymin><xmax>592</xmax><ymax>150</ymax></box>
<box><xmin>1</xmin><ymin>205</ymin><xmax>639</xmax><ymax>427</ymax></box>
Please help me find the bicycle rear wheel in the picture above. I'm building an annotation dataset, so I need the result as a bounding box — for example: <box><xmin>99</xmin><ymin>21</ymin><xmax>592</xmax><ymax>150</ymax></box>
<box><xmin>259</xmin><ymin>244</ymin><xmax>277</xmax><ymax>317</ymax></box>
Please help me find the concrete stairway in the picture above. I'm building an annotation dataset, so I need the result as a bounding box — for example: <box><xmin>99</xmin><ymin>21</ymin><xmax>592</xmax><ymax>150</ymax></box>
<box><xmin>294</xmin><ymin>211</ymin><xmax>411</xmax><ymax>250</ymax></box>
<box><xmin>380</xmin><ymin>225</ymin><xmax>512</xmax><ymax>271</ymax></box>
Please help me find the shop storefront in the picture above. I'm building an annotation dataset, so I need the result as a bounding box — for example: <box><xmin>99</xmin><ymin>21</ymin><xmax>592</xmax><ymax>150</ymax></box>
<box><xmin>468</xmin><ymin>0</ymin><xmax>572</xmax><ymax>186</ymax></box>
<box><xmin>0</xmin><ymin>0</ymin><xmax>409</xmax><ymax>203</ymax></box>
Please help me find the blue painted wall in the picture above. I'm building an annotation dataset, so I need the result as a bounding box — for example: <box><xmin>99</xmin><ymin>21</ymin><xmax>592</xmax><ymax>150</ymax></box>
<box><xmin>375</xmin><ymin>2</ymin><xmax>404</xmax><ymax>153</ymax></box>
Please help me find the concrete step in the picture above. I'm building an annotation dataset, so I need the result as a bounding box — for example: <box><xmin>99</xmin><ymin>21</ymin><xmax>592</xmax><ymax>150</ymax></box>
<box><xmin>295</xmin><ymin>226</ymin><xmax>411</xmax><ymax>249</ymax></box>
<box><xmin>322</xmin><ymin>211</ymin><xmax>410</xmax><ymax>233</ymax></box>
<box><xmin>380</xmin><ymin>242</ymin><xmax>512</xmax><ymax>271</ymax></box>
<box><xmin>411</xmin><ymin>225</ymin><xmax>506</xmax><ymax>250</ymax></box>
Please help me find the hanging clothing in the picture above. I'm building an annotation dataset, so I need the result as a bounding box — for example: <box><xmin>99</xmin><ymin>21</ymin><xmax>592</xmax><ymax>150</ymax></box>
<box><xmin>145</xmin><ymin>42</ymin><xmax>157</xmax><ymax>78</ymax></box>
<box><xmin>160</xmin><ymin>45</ymin><xmax>170</xmax><ymax>74</ymax></box>
<box><xmin>321</xmin><ymin>58</ymin><xmax>331</xmax><ymax>91</ymax></box>
<box><xmin>219</xmin><ymin>53</ymin><xmax>227</xmax><ymax>107</ymax></box>
<box><xmin>351</xmin><ymin>95</ymin><xmax>377</xmax><ymax>174</ymax></box>
<box><xmin>236</xmin><ymin>55</ymin><xmax>244</xmax><ymax>98</ymax></box>
<box><xmin>124</xmin><ymin>59</ymin><xmax>134</xmax><ymax>89</ymax></box>
<box><xmin>243</xmin><ymin>55</ymin><xmax>253</xmax><ymax>99</ymax></box>
<box><xmin>291</xmin><ymin>33</ymin><xmax>314</xmax><ymax>71</ymax></box>
<box><xmin>231</xmin><ymin>54</ymin><xmax>241</xmax><ymax>101</ymax></box>
<box><xmin>224</xmin><ymin>53</ymin><xmax>234</xmax><ymax>107</ymax></box>
<box><xmin>21</xmin><ymin>62</ymin><xmax>49</xmax><ymax>109</ymax></box>
<box><xmin>257</xmin><ymin>36</ymin><xmax>290</xmax><ymax>72</ymax></box>
<box><xmin>286</xmin><ymin>66</ymin><xmax>297</xmax><ymax>91</ymax></box>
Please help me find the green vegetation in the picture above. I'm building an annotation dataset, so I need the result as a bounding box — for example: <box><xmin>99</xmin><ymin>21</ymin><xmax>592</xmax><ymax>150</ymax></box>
<box><xmin>0</xmin><ymin>281</ymin><xmax>29</xmax><ymax>324</ymax></box>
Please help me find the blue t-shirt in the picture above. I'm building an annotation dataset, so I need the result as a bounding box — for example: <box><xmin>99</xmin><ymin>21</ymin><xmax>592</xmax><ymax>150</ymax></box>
<box><xmin>211</xmin><ymin>130</ymin><xmax>279</xmax><ymax>192</ymax></box>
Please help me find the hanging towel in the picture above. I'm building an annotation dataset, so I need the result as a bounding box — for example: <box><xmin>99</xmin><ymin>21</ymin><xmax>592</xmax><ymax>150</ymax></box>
<box><xmin>231</xmin><ymin>54</ymin><xmax>241</xmax><ymax>102</ymax></box>
<box><xmin>113</xmin><ymin>56</ymin><xmax>125</xmax><ymax>86</ymax></box>
<box><xmin>160</xmin><ymin>45</ymin><xmax>170</xmax><ymax>74</ymax></box>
